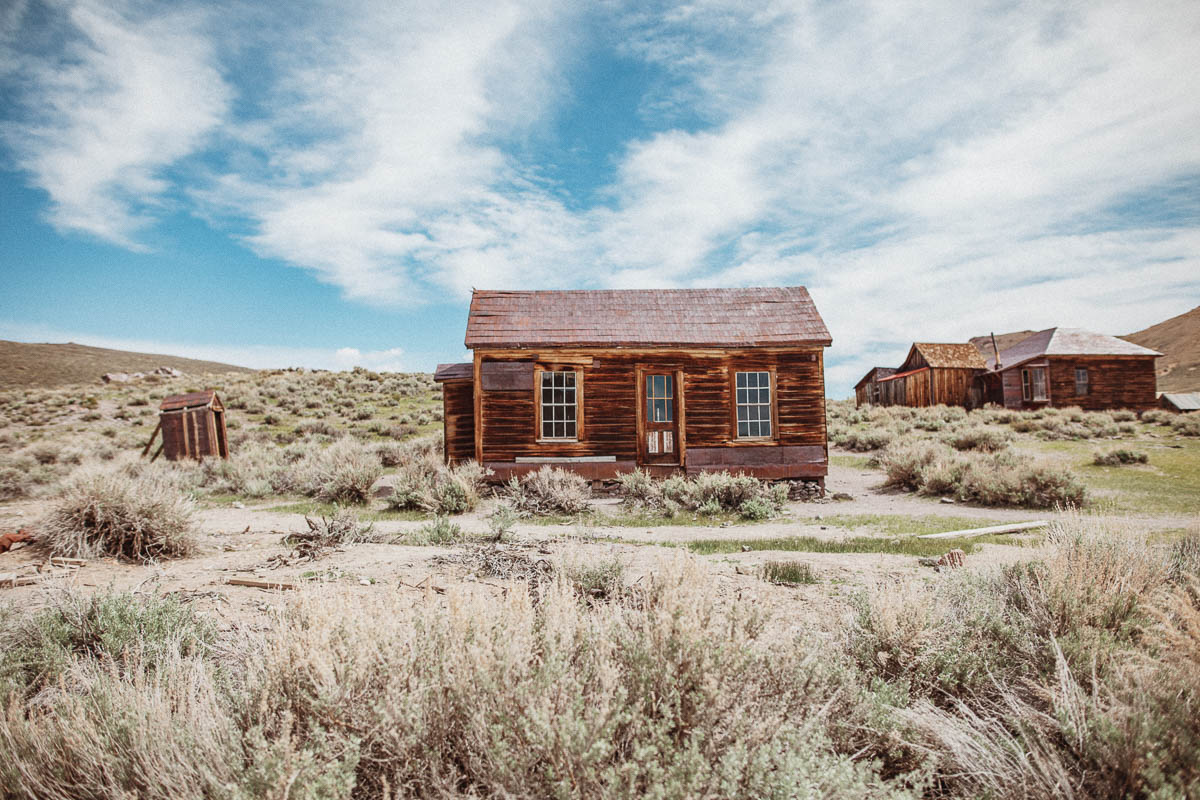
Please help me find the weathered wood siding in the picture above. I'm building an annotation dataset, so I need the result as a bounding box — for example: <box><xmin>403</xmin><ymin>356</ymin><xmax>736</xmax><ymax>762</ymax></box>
<box><xmin>474</xmin><ymin>347</ymin><xmax>827</xmax><ymax>478</ymax></box>
<box><xmin>997</xmin><ymin>356</ymin><xmax>1157</xmax><ymax>410</ymax></box>
<box><xmin>442</xmin><ymin>380</ymin><xmax>475</xmax><ymax>464</ymax></box>
<box><xmin>160</xmin><ymin>407</ymin><xmax>222</xmax><ymax>461</ymax></box>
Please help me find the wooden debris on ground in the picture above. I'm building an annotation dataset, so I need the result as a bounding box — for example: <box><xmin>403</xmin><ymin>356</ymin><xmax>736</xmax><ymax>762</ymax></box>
<box><xmin>0</xmin><ymin>529</ymin><xmax>34</xmax><ymax>554</ymax></box>
<box><xmin>918</xmin><ymin>548</ymin><xmax>967</xmax><ymax>572</ymax></box>
<box><xmin>1</xmin><ymin>554</ymin><xmax>88</xmax><ymax>588</ymax></box>
<box><xmin>916</xmin><ymin>520</ymin><xmax>1049</xmax><ymax>540</ymax></box>
<box><xmin>227</xmin><ymin>578</ymin><xmax>297</xmax><ymax>591</ymax></box>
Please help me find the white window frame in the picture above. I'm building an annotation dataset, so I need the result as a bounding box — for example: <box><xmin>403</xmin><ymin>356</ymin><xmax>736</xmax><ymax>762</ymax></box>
<box><xmin>734</xmin><ymin>370</ymin><xmax>774</xmax><ymax>439</ymax></box>
<box><xmin>537</xmin><ymin>369</ymin><xmax>581</xmax><ymax>441</ymax></box>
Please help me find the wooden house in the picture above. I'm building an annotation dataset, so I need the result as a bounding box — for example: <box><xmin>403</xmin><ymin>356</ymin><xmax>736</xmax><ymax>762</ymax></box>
<box><xmin>854</xmin><ymin>367</ymin><xmax>895</xmax><ymax>407</ymax></box>
<box><xmin>871</xmin><ymin>343</ymin><xmax>987</xmax><ymax>408</ymax></box>
<box><xmin>1160</xmin><ymin>392</ymin><xmax>1200</xmax><ymax>413</ymax></box>
<box><xmin>982</xmin><ymin>328</ymin><xmax>1161</xmax><ymax>410</ymax></box>
<box><xmin>433</xmin><ymin>287</ymin><xmax>832</xmax><ymax>487</ymax></box>
<box><xmin>142</xmin><ymin>391</ymin><xmax>229</xmax><ymax>461</ymax></box>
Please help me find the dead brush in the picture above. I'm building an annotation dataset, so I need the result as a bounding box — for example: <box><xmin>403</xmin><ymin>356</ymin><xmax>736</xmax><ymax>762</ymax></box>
<box><xmin>39</xmin><ymin>468</ymin><xmax>198</xmax><ymax>562</ymax></box>
<box><xmin>287</xmin><ymin>507</ymin><xmax>376</xmax><ymax>560</ymax></box>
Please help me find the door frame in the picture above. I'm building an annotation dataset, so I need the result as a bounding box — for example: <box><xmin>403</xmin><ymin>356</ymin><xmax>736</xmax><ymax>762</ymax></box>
<box><xmin>635</xmin><ymin>367</ymin><xmax>684</xmax><ymax>466</ymax></box>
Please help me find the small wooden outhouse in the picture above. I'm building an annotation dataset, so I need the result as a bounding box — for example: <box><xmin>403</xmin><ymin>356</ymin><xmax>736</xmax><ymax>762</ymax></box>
<box><xmin>144</xmin><ymin>391</ymin><xmax>229</xmax><ymax>461</ymax></box>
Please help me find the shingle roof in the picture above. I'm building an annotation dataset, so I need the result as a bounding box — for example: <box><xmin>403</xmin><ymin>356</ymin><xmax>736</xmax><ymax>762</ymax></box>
<box><xmin>903</xmin><ymin>343</ymin><xmax>988</xmax><ymax>370</ymax></box>
<box><xmin>433</xmin><ymin>363</ymin><xmax>473</xmax><ymax>382</ymax></box>
<box><xmin>464</xmin><ymin>287</ymin><xmax>831</xmax><ymax>348</ymax></box>
<box><xmin>160</xmin><ymin>391</ymin><xmax>217</xmax><ymax>411</ymax></box>
<box><xmin>991</xmin><ymin>328</ymin><xmax>1162</xmax><ymax>370</ymax></box>
<box><xmin>854</xmin><ymin>367</ymin><xmax>896</xmax><ymax>389</ymax></box>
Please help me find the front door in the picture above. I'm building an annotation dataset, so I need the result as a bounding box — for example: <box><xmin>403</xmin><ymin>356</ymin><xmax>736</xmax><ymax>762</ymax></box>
<box><xmin>639</xmin><ymin>372</ymin><xmax>679</xmax><ymax>465</ymax></box>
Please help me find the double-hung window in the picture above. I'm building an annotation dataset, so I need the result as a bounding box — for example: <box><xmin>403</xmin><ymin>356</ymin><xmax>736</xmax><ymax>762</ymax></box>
<box><xmin>734</xmin><ymin>371</ymin><xmax>773</xmax><ymax>438</ymax></box>
<box><xmin>539</xmin><ymin>370</ymin><xmax>578</xmax><ymax>440</ymax></box>
<box><xmin>1074</xmin><ymin>367</ymin><xmax>1088</xmax><ymax>396</ymax></box>
<box><xmin>1021</xmin><ymin>367</ymin><xmax>1048</xmax><ymax>402</ymax></box>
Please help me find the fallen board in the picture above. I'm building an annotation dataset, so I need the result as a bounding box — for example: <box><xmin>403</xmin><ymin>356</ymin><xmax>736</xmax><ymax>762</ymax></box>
<box><xmin>227</xmin><ymin>578</ymin><xmax>296</xmax><ymax>591</ymax></box>
<box><xmin>917</xmin><ymin>520</ymin><xmax>1050</xmax><ymax>540</ymax></box>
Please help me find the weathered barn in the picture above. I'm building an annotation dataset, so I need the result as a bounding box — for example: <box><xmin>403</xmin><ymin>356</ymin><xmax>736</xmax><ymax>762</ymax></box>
<box><xmin>871</xmin><ymin>343</ymin><xmax>987</xmax><ymax>408</ymax></box>
<box><xmin>433</xmin><ymin>287</ymin><xmax>832</xmax><ymax>486</ymax></box>
<box><xmin>143</xmin><ymin>391</ymin><xmax>229</xmax><ymax>461</ymax></box>
<box><xmin>1159</xmin><ymin>392</ymin><xmax>1200</xmax><ymax>413</ymax></box>
<box><xmin>982</xmin><ymin>328</ymin><xmax>1161</xmax><ymax>410</ymax></box>
<box><xmin>853</xmin><ymin>367</ymin><xmax>895</xmax><ymax>407</ymax></box>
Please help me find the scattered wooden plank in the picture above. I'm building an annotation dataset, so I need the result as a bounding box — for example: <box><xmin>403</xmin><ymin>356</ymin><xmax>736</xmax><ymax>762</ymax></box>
<box><xmin>0</xmin><ymin>574</ymin><xmax>41</xmax><ymax>588</ymax></box>
<box><xmin>917</xmin><ymin>520</ymin><xmax>1050</xmax><ymax>540</ymax></box>
<box><xmin>227</xmin><ymin>578</ymin><xmax>296</xmax><ymax>591</ymax></box>
<box><xmin>49</xmin><ymin>557</ymin><xmax>88</xmax><ymax>566</ymax></box>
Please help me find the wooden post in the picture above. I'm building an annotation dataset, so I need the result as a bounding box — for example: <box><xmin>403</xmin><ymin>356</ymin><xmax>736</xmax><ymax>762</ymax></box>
<box><xmin>140</xmin><ymin>420</ymin><xmax>162</xmax><ymax>457</ymax></box>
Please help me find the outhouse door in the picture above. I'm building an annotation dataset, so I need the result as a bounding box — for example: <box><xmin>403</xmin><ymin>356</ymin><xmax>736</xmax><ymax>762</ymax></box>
<box><xmin>639</xmin><ymin>371</ymin><xmax>679</xmax><ymax>465</ymax></box>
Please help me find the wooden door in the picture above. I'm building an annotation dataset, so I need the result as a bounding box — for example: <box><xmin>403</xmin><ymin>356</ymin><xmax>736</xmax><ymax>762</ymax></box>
<box><xmin>639</xmin><ymin>372</ymin><xmax>679</xmax><ymax>465</ymax></box>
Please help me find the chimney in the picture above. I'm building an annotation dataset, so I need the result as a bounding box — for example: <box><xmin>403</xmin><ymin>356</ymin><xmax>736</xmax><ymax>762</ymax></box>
<box><xmin>990</xmin><ymin>332</ymin><xmax>1002</xmax><ymax>370</ymax></box>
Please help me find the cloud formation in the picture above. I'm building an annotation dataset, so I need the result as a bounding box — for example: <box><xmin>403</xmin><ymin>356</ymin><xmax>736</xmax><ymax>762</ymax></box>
<box><xmin>2</xmin><ymin>0</ymin><xmax>1198</xmax><ymax>392</ymax></box>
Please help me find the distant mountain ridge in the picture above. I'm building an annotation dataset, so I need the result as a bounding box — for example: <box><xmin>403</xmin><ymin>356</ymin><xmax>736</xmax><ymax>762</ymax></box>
<box><xmin>0</xmin><ymin>340</ymin><xmax>254</xmax><ymax>389</ymax></box>
<box><xmin>1122</xmin><ymin>305</ymin><xmax>1200</xmax><ymax>393</ymax></box>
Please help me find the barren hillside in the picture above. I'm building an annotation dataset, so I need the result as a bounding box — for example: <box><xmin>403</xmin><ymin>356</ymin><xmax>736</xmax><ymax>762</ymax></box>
<box><xmin>0</xmin><ymin>340</ymin><xmax>254</xmax><ymax>388</ymax></box>
<box><xmin>1123</xmin><ymin>305</ymin><xmax>1200</xmax><ymax>393</ymax></box>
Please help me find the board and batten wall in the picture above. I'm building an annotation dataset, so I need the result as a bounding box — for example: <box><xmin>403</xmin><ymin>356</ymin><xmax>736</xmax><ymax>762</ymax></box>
<box><xmin>450</xmin><ymin>347</ymin><xmax>827</xmax><ymax>480</ymax></box>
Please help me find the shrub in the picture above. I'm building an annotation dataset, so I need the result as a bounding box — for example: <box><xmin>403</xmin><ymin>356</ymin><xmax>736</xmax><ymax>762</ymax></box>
<box><xmin>618</xmin><ymin>469</ymin><xmax>787</xmax><ymax>520</ymax></box>
<box><xmin>946</xmin><ymin>426</ymin><xmax>1010</xmax><ymax>452</ymax></box>
<box><xmin>1141</xmin><ymin>409</ymin><xmax>1172</xmax><ymax>425</ymax></box>
<box><xmin>1172</xmin><ymin>413</ymin><xmax>1200</xmax><ymax>436</ymax></box>
<box><xmin>405</xmin><ymin>516</ymin><xmax>467</xmax><ymax>546</ymax></box>
<box><xmin>296</xmin><ymin>437</ymin><xmax>383</xmax><ymax>504</ymax></box>
<box><xmin>762</xmin><ymin>560</ymin><xmax>818</xmax><ymax>585</ymax></box>
<box><xmin>841</xmin><ymin>427</ymin><xmax>895</xmax><ymax>451</ymax></box>
<box><xmin>40</xmin><ymin>468</ymin><xmax>198</xmax><ymax>562</ymax></box>
<box><xmin>1094</xmin><ymin>448</ymin><xmax>1149</xmax><ymax>466</ymax></box>
<box><xmin>564</xmin><ymin>556</ymin><xmax>626</xmax><ymax>600</ymax></box>
<box><xmin>0</xmin><ymin>592</ymin><xmax>215</xmax><ymax>699</ymax></box>
<box><xmin>505</xmin><ymin>466</ymin><xmax>592</xmax><ymax>515</ymax></box>
<box><xmin>386</xmin><ymin>459</ymin><xmax>489</xmax><ymax>515</ymax></box>
<box><xmin>1110</xmin><ymin>409</ymin><xmax>1137</xmax><ymax>422</ymax></box>
<box><xmin>877</xmin><ymin>441</ymin><xmax>949</xmax><ymax>491</ymax></box>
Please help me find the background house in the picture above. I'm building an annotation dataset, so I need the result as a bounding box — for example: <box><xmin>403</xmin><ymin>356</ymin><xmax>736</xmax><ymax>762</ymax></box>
<box><xmin>853</xmin><ymin>367</ymin><xmax>895</xmax><ymax>407</ymax></box>
<box><xmin>433</xmin><ymin>287</ymin><xmax>832</xmax><ymax>487</ymax></box>
<box><xmin>868</xmin><ymin>343</ymin><xmax>987</xmax><ymax>408</ymax></box>
<box><xmin>982</xmin><ymin>327</ymin><xmax>1161</xmax><ymax>410</ymax></box>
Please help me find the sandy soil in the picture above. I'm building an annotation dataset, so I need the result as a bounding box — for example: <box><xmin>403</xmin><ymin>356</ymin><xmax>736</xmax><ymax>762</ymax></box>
<box><xmin>2</xmin><ymin>460</ymin><xmax>1192</xmax><ymax>633</ymax></box>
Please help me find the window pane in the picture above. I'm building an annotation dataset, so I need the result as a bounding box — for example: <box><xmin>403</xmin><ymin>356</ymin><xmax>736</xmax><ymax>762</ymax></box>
<box><xmin>738</xmin><ymin>421</ymin><xmax>749</xmax><ymax>437</ymax></box>
<box><xmin>564</xmin><ymin>421</ymin><xmax>576</xmax><ymax>438</ymax></box>
<box><xmin>761</xmin><ymin>421</ymin><xmax>771</xmax><ymax>437</ymax></box>
<box><xmin>736</xmin><ymin>388</ymin><xmax>747</xmax><ymax>404</ymax></box>
<box><xmin>663</xmin><ymin>375</ymin><xmax>673</xmax><ymax>396</ymax></box>
<box><xmin>736</xmin><ymin>372</ymin><xmax>747</xmax><ymax>388</ymax></box>
<box><xmin>653</xmin><ymin>398</ymin><xmax>666</xmax><ymax>422</ymax></box>
<box><xmin>564</xmin><ymin>373</ymin><xmax>575</xmax><ymax>388</ymax></box>
<box><xmin>542</xmin><ymin>421</ymin><xmax>553</xmax><ymax>438</ymax></box>
<box><xmin>737</xmin><ymin>406</ymin><xmax>748</xmax><ymax>421</ymax></box>
<box><xmin>564</xmin><ymin>406</ymin><xmax>575</xmax><ymax>421</ymax></box>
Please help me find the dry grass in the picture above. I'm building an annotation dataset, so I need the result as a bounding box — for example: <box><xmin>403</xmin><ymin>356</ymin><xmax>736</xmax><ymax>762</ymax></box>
<box><xmin>504</xmin><ymin>465</ymin><xmax>592</xmax><ymax>515</ymax></box>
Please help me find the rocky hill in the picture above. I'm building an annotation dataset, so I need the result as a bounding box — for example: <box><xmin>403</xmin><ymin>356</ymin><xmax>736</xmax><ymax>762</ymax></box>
<box><xmin>0</xmin><ymin>340</ymin><xmax>254</xmax><ymax>388</ymax></box>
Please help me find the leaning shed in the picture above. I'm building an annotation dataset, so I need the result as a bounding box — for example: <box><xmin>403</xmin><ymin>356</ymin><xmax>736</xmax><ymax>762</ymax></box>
<box><xmin>854</xmin><ymin>367</ymin><xmax>896</xmax><ymax>407</ymax></box>
<box><xmin>143</xmin><ymin>391</ymin><xmax>229</xmax><ymax>461</ymax></box>
<box><xmin>433</xmin><ymin>287</ymin><xmax>833</xmax><ymax>487</ymax></box>
<box><xmin>1160</xmin><ymin>392</ymin><xmax>1200</xmax><ymax>412</ymax></box>
<box><xmin>873</xmin><ymin>343</ymin><xmax>987</xmax><ymax>408</ymax></box>
<box><xmin>983</xmin><ymin>328</ymin><xmax>1161</xmax><ymax>411</ymax></box>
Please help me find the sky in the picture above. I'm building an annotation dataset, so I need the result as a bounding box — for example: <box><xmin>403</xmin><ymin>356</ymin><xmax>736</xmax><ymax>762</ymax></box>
<box><xmin>1</xmin><ymin>0</ymin><xmax>1198</xmax><ymax>397</ymax></box>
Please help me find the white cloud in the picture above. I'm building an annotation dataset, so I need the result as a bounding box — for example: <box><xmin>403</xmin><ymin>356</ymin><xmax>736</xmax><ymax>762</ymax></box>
<box><xmin>1</xmin><ymin>1</ymin><xmax>229</xmax><ymax>245</ymax></box>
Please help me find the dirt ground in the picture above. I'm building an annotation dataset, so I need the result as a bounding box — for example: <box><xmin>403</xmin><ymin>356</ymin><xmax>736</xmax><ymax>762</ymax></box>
<box><xmin>1</xmin><ymin>461</ymin><xmax>1193</xmax><ymax>634</ymax></box>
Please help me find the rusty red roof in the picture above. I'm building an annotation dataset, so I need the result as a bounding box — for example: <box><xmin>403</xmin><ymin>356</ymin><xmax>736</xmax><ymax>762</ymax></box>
<box><xmin>991</xmin><ymin>328</ymin><xmax>1162</xmax><ymax>370</ymax></box>
<box><xmin>433</xmin><ymin>363</ymin><xmax>473</xmax><ymax>382</ymax></box>
<box><xmin>464</xmin><ymin>287</ymin><xmax>831</xmax><ymax>348</ymax></box>
<box><xmin>160</xmin><ymin>391</ymin><xmax>217</xmax><ymax>411</ymax></box>
<box><xmin>876</xmin><ymin>366</ymin><xmax>928</xmax><ymax>383</ymax></box>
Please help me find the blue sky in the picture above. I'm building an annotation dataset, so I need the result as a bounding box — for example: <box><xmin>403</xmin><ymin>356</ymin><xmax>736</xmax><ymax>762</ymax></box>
<box><xmin>1</xmin><ymin>0</ymin><xmax>1198</xmax><ymax>396</ymax></box>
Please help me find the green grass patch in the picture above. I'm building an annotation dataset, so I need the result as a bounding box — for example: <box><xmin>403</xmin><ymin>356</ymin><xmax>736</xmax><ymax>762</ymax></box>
<box><xmin>814</xmin><ymin>513</ymin><xmax>1008</xmax><ymax>537</ymax></box>
<box><xmin>687</xmin><ymin>533</ymin><xmax>1027</xmax><ymax>557</ymax></box>
<box><xmin>829</xmin><ymin>453</ymin><xmax>875</xmax><ymax>469</ymax></box>
<box><xmin>761</xmin><ymin>560</ymin><xmax>818</xmax><ymax>585</ymax></box>
<box><xmin>266</xmin><ymin>500</ymin><xmax>430</xmax><ymax>522</ymax></box>
<box><xmin>522</xmin><ymin>509</ymin><xmax>775</xmax><ymax>528</ymax></box>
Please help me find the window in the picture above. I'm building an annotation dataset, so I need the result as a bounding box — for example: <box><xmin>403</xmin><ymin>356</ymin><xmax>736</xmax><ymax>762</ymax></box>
<box><xmin>539</xmin><ymin>371</ymin><xmax>578</xmax><ymax>439</ymax></box>
<box><xmin>1021</xmin><ymin>367</ymin><xmax>1048</xmax><ymax>402</ymax></box>
<box><xmin>735</xmin><ymin>371</ymin><xmax>772</xmax><ymax>438</ymax></box>
<box><xmin>646</xmin><ymin>374</ymin><xmax>673</xmax><ymax>422</ymax></box>
<box><xmin>1075</xmin><ymin>367</ymin><xmax>1088</xmax><ymax>396</ymax></box>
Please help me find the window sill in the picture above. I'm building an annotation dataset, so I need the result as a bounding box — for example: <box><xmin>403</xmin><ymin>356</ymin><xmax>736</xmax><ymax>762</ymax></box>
<box><xmin>536</xmin><ymin>438</ymin><xmax>580</xmax><ymax>444</ymax></box>
<box><xmin>727</xmin><ymin>438</ymin><xmax>779</xmax><ymax>446</ymax></box>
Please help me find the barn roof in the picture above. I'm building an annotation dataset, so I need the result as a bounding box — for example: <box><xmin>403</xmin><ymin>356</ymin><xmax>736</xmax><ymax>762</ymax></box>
<box><xmin>464</xmin><ymin>287</ymin><xmax>831</xmax><ymax>348</ymax></box>
<box><xmin>902</xmin><ymin>343</ymin><xmax>987</xmax><ymax>371</ymax></box>
<box><xmin>854</xmin><ymin>366</ymin><xmax>896</xmax><ymax>389</ymax></box>
<box><xmin>1161</xmin><ymin>392</ymin><xmax>1200</xmax><ymax>411</ymax></box>
<box><xmin>990</xmin><ymin>328</ymin><xmax>1162</xmax><ymax>370</ymax></box>
<box><xmin>433</xmin><ymin>363</ymin><xmax>473</xmax><ymax>382</ymax></box>
<box><xmin>160</xmin><ymin>391</ymin><xmax>218</xmax><ymax>411</ymax></box>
